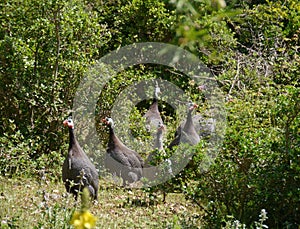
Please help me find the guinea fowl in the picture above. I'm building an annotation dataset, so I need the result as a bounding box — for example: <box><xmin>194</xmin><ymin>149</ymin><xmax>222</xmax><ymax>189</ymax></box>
<box><xmin>168</xmin><ymin>102</ymin><xmax>200</xmax><ymax>149</ymax></box>
<box><xmin>145</xmin><ymin>122</ymin><xmax>173</xmax><ymax>202</ymax></box>
<box><xmin>160</xmin><ymin>102</ymin><xmax>200</xmax><ymax>202</ymax></box>
<box><xmin>181</xmin><ymin>114</ymin><xmax>216</xmax><ymax>139</ymax></box>
<box><xmin>146</xmin><ymin>122</ymin><xmax>165</xmax><ymax>165</ymax></box>
<box><xmin>62</xmin><ymin>117</ymin><xmax>99</xmax><ymax>200</ymax></box>
<box><xmin>102</xmin><ymin>117</ymin><xmax>144</xmax><ymax>186</ymax></box>
<box><xmin>146</xmin><ymin>122</ymin><xmax>173</xmax><ymax>177</ymax></box>
<box><xmin>143</xmin><ymin>82</ymin><xmax>163</xmax><ymax>132</ymax></box>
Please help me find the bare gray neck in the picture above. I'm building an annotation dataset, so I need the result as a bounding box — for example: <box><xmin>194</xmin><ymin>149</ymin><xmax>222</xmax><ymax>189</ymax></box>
<box><xmin>154</xmin><ymin>129</ymin><xmax>164</xmax><ymax>151</ymax></box>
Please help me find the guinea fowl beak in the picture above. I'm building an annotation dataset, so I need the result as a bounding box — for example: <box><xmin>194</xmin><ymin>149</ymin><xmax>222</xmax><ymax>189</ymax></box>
<box><xmin>63</xmin><ymin>120</ymin><xmax>68</xmax><ymax>126</ymax></box>
<box><xmin>189</xmin><ymin>103</ymin><xmax>198</xmax><ymax>110</ymax></box>
<box><xmin>102</xmin><ymin>118</ymin><xmax>108</xmax><ymax>125</ymax></box>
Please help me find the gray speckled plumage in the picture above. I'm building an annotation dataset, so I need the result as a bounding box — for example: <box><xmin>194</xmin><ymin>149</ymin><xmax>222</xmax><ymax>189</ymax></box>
<box><xmin>62</xmin><ymin>117</ymin><xmax>99</xmax><ymax>200</ymax></box>
<box><xmin>146</xmin><ymin>122</ymin><xmax>165</xmax><ymax>164</ymax></box>
<box><xmin>180</xmin><ymin>114</ymin><xmax>216</xmax><ymax>138</ymax></box>
<box><xmin>168</xmin><ymin>102</ymin><xmax>200</xmax><ymax>149</ymax></box>
<box><xmin>143</xmin><ymin>82</ymin><xmax>163</xmax><ymax>132</ymax></box>
<box><xmin>145</xmin><ymin>122</ymin><xmax>173</xmax><ymax>178</ymax></box>
<box><xmin>103</xmin><ymin>117</ymin><xmax>144</xmax><ymax>186</ymax></box>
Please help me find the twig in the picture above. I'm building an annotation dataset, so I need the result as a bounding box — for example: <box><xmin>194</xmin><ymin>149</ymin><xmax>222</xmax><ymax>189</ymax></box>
<box><xmin>227</xmin><ymin>57</ymin><xmax>240</xmax><ymax>100</ymax></box>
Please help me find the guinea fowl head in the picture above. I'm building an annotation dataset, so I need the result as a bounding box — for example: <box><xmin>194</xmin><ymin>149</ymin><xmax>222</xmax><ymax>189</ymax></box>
<box><xmin>157</xmin><ymin>122</ymin><xmax>165</xmax><ymax>132</ymax></box>
<box><xmin>188</xmin><ymin>101</ymin><xmax>198</xmax><ymax>111</ymax></box>
<box><xmin>102</xmin><ymin>117</ymin><xmax>114</xmax><ymax>127</ymax></box>
<box><xmin>63</xmin><ymin>117</ymin><xmax>74</xmax><ymax>129</ymax></box>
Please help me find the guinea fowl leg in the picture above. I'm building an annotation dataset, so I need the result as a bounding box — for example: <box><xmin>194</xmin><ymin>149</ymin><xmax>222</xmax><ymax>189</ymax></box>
<box><xmin>87</xmin><ymin>185</ymin><xmax>97</xmax><ymax>200</ymax></box>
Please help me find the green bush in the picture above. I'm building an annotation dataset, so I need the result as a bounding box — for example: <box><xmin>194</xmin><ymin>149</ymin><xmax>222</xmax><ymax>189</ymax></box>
<box><xmin>0</xmin><ymin>0</ymin><xmax>110</xmax><ymax>176</ymax></box>
<box><xmin>184</xmin><ymin>86</ymin><xmax>299</xmax><ymax>227</ymax></box>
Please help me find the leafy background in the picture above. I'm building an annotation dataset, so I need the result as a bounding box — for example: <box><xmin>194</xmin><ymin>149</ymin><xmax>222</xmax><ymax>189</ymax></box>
<box><xmin>0</xmin><ymin>0</ymin><xmax>299</xmax><ymax>228</ymax></box>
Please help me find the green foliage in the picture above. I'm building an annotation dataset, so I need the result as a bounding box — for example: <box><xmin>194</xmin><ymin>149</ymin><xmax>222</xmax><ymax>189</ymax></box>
<box><xmin>222</xmin><ymin>209</ymin><xmax>268</xmax><ymax>229</ymax></box>
<box><xmin>173</xmin><ymin>1</ymin><xmax>299</xmax><ymax>227</ymax></box>
<box><xmin>0</xmin><ymin>0</ymin><xmax>299</xmax><ymax>228</ymax></box>
<box><xmin>0</xmin><ymin>0</ymin><xmax>110</xmax><ymax>175</ymax></box>
<box><xmin>236</xmin><ymin>0</ymin><xmax>300</xmax><ymax>87</ymax></box>
<box><xmin>185</xmin><ymin>87</ymin><xmax>299</xmax><ymax>227</ymax></box>
<box><xmin>89</xmin><ymin>0</ymin><xmax>176</xmax><ymax>49</ymax></box>
<box><xmin>171</xmin><ymin>0</ymin><xmax>240</xmax><ymax>63</ymax></box>
<box><xmin>36</xmin><ymin>203</ymin><xmax>73</xmax><ymax>229</ymax></box>
<box><xmin>0</xmin><ymin>119</ymin><xmax>64</xmax><ymax>179</ymax></box>
<box><xmin>0</xmin><ymin>0</ymin><xmax>178</xmax><ymax>178</ymax></box>
<box><xmin>0</xmin><ymin>120</ymin><xmax>38</xmax><ymax>176</ymax></box>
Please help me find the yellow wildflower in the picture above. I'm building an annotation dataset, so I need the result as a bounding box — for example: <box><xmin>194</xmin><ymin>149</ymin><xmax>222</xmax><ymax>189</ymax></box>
<box><xmin>70</xmin><ymin>187</ymin><xmax>97</xmax><ymax>229</ymax></box>
<box><xmin>70</xmin><ymin>210</ymin><xmax>97</xmax><ymax>229</ymax></box>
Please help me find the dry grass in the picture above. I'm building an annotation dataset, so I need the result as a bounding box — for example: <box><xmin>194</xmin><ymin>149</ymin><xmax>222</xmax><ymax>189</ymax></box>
<box><xmin>0</xmin><ymin>176</ymin><xmax>203</xmax><ymax>228</ymax></box>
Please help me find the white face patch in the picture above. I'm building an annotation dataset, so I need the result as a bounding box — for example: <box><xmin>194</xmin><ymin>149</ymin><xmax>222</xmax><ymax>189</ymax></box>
<box><xmin>105</xmin><ymin>117</ymin><xmax>114</xmax><ymax>127</ymax></box>
<box><xmin>67</xmin><ymin>117</ymin><xmax>74</xmax><ymax>129</ymax></box>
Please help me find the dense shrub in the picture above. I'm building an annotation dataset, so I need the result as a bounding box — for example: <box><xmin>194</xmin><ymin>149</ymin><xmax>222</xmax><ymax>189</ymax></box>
<box><xmin>174</xmin><ymin>0</ymin><xmax>300</xmax><ymax>227</ymax></box>
<box><xmin>185</xmin><ymin>87</ymin><xmax>299</xmax><ymax>227</ymax></box>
